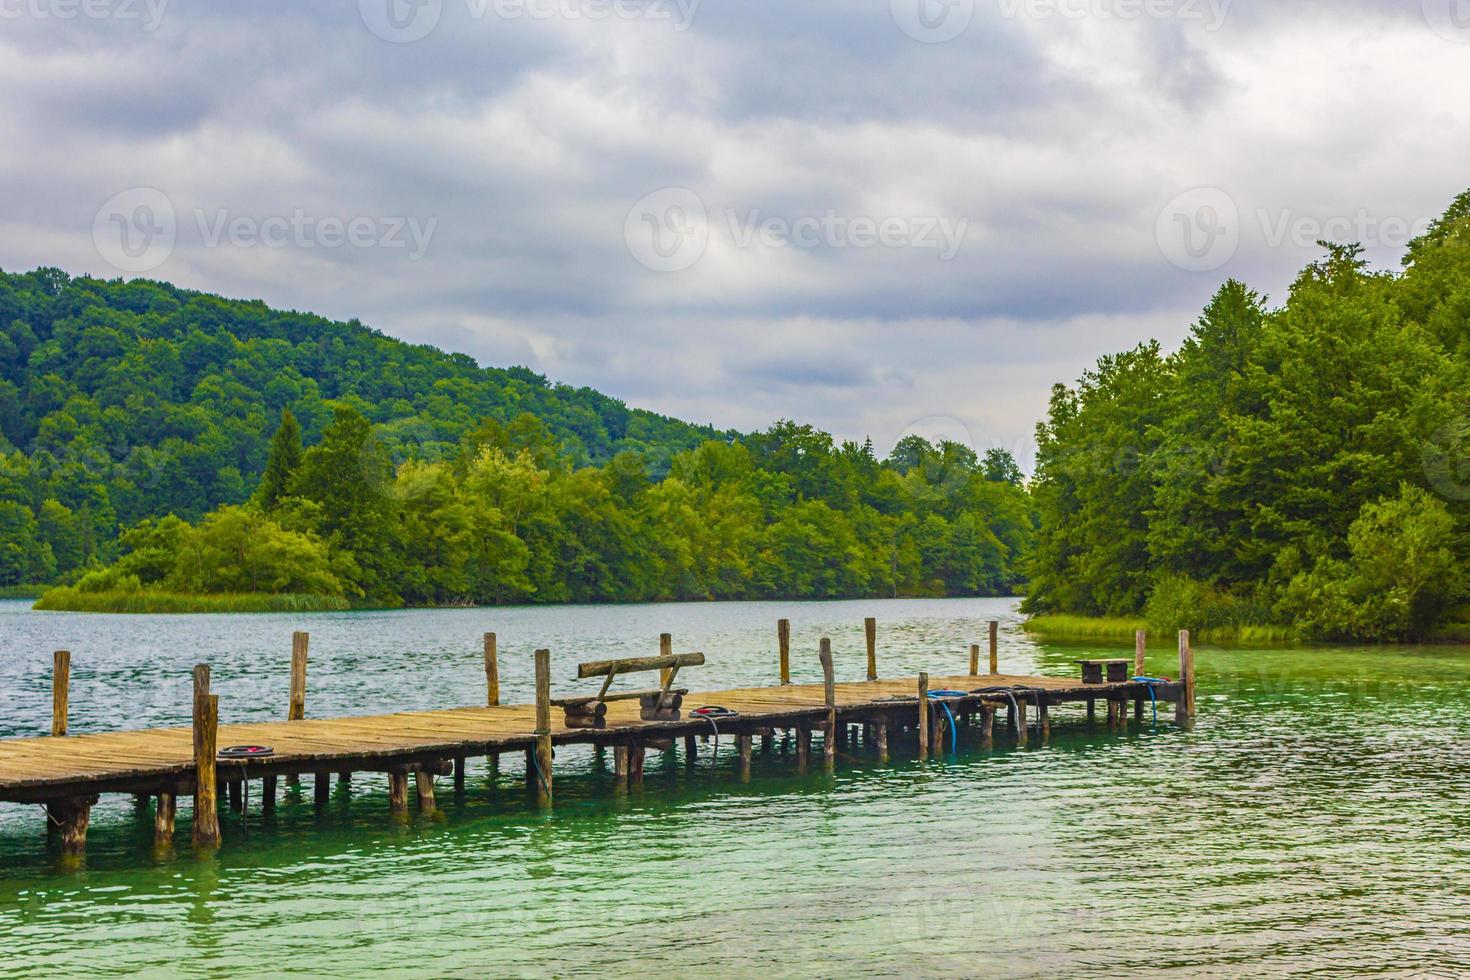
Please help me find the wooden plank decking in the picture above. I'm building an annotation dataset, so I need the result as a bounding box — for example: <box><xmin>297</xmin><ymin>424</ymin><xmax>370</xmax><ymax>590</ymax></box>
<box><xmin>0</xmin><ymin>672</ymin><xmax>1171</xmax><ymax>802</ymax></box>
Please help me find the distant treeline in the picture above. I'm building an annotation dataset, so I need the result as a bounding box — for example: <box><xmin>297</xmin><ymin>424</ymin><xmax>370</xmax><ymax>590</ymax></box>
<box><xmin>1025</xmin><ymin>190</ymin><xmax>1470</xmax><ymax>642</ymax></box>
<box><xmin>0</xmin><ymin>268</ymin><xmax>728</xmax><ymax>588</ymax></box>
<box><xmin>44</xmin><ymin>405</ymin><xmax>1033</xmax><ymax>608</ymax></box>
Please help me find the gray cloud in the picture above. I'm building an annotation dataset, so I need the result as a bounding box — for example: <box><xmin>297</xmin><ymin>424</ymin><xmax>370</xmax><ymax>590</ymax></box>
<box><xmin>1</xmin><ymin>0</ymin><xmax>1467</xmax><ymax>468</ymax></box>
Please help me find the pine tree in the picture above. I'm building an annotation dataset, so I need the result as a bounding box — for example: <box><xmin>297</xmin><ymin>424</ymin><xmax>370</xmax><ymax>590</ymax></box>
<box><xmin>254</xmin><ymin>407</ymin><xmax>303</xmax><ymax>511</ymax></box>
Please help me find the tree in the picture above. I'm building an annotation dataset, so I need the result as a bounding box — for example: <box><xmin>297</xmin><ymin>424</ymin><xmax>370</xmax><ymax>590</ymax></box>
<box><xmin>253</xmin><ymin>407</ymin><xmax>302</xmax><ymax>511</ymax></box>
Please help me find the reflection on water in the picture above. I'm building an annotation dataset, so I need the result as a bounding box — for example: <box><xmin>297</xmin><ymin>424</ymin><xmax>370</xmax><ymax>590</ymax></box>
<box><xmin>2</xmin><ymin>598</ymin><xmax>1469</xmax><ymax>976</ymax></box>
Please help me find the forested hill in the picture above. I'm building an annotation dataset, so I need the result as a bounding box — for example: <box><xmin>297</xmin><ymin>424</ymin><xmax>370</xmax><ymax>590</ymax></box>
<box><xmin>0</xmin><ymin>268</ymin><xmax>727</xmax><ymax>578</ymax></box>
<box><xmin>1026</xmin><ymin>189</ymin><xmax>1470</xmax><ymax>642</ymax></box>
<box><xmin>1</xmin><ymin>267</ymin><xmax>1034</xmax><ymax>606</ymax></box>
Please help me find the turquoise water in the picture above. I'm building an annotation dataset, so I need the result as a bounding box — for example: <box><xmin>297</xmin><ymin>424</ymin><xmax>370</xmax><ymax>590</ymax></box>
<box><xmin>3</xmin><ymin>598</ymin><xmax>1470</xmax><ymax>976</ymax></box>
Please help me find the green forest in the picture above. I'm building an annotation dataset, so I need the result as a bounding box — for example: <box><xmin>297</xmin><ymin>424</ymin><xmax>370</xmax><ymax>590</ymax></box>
<box><xmin>0</xmin><ymin>268</ymin><xmax>1033</xmax><ymax>608</ymax></box>
<box><xmin>1025</xmin><ymin>190</ymin><xmax>1470</xmax><ymax>642</ymax></box>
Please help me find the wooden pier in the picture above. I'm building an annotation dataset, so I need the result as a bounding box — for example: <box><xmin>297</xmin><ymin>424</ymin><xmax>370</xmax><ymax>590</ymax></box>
<box><xmin>0</xmin><ymin>620</ymin><xmax>1196</xmax><ymax>859</ymax></box>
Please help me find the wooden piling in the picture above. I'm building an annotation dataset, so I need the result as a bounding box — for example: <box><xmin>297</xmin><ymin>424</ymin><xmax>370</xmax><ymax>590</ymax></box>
<box><xmin>969</xmin><ymin>643</ymin><xmax>980</xmax><ymax>677</ymax></box>
<box><xmin>155</xmin><ymin>792</ymin><xmax>176</xmax><ymax>846</ymax></box>
<box><xmin>415</xmin><ymin>771</ymin><xmax>437</xmax><ymax>815</ymax></box>
<box><xmin>738</xmin><ymin>735</ymin><xmax>752</xmax><ymax>781</ymax></box>
<box><xmin>453</xmin><ymin>757</ymin><xmax>466</xmax><ymax>795</ymax></box>
<box><xmin>988</xmin><ymin>621</ymin><xmax>999</xmax><ymax>674</ymax></box>
<box><xmin>1039</xmin><ymin>701</ymin><xmax>1051</xmax><ymax>741</ymax></box>
<box><xmin>261</xmin><ymin>776</ymin><xmax>276</xmax><ymax>817</ymax></box>
<box><xmin>192</xmin><ymin>692</ymin><xmax>220</xmax><ymax>848</ymax></box>
<box><xmin>1177</xmin><ymin>630</ymin><xmax>1196</xmax><ymax>723</ymax></box>
<box><xmin>980</xmin><ymin>705</ymin><xmax>994</xmax><ymax>745</ymax></box>
<box><xmin>314</xmin><ymin>773</ymin><xmax>330</xmax><ymax>810</ymax></box>
<box><xmin>875</xmin><ymin>718</ymin><xmax>889</xmax><ymax>761</ymax></box>
<box><xmin>287</xmin><ymin>632</ymin><xmax>307</xmax><ymax>788</ymax></box>
<box><xmin>533</xmin><ymin>648</ymin><xmax>553</xmax><ymax>807</ymax></box>
<box><xmin>660</xmin><ymin>633</ymin><xmax>674</xmax><ymax>688</ymax></box>
<box><xmin>1135</xmin><ymin>629</ymin><xmax>1146</xmax><ymax>676</ymax></box>
<box><xmin>289</xmin><ymin>631</ymin><xmax>308</xmax><ymax>720</ymax></box>
<box><xmin>628</xmin><ymin>744</ymin><xmax>646</xmax><ymax>786</ymax></box>
<box><xmin>820</xmin><ymin>638</ymin><xmax>836</xmax><ymax>766</ymax></box>
<box><xmin>796</xmin><ymin>721</ymin><xmax>810</xmax><ymax>769</ymax></box>
<box><xmin>1015</xmin><ymin>697</ymin><xmax>1028</xmax><ymax>747</ymax></box>
<box><xmin>865</xmin><ymin>618</ymin><xmax>877</xmax><ymax>681</ymax></box>
<box><xmin>387</xmin><ymin>770</ymin><xmax>409</xmax><ymax>821</ymax></box>
<box><xmin>484</xmin><ymin>632</ymin><xmax>499</xmax><ymax>706</ymax></box>
<box><xmin>228</xmin><ymin>779</ymin><xmax>243</xmax><ymax>813</ymax></box>
<box><xmin>49</xmin><ymin>795</ymin><xmax>96</xmax><ymax>858</ymax></box>
<box><xmin>778</xmin><ymin>619</ymin><xmax>791</xmax><ymax>685</ymax></box>
<box><xmin>684</xmin><ymin>735</ymin><xmax>698</xmax><ymax>763</ymax></box>
<box><xmin>917</xmin><ymin>672</ymin><xmax>930</xmax><ymax>759</ymax></box>
<box><xmin>51</xmin><ymin>650</ymin><xmax>70</xmax><ymax>737</ymax></box>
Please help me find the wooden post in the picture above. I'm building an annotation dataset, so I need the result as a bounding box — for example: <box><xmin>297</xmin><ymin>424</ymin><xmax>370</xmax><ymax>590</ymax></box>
<box><xmin>865</xmin><ymin>618</ymin><xmax>877</xmax><ymax>681</ymax></box>
<box><xmin>1087</xmin><ymin>699</ymin><xmax>1096</xmax><ymax>724</ymax></box>
<box><xmin>155</xmin><ymin>792</ymin><xmax>176</xmax><ymax>846</ymax></box>
<box><xmin>1117</xmin><ymin>695</ymin><xmax>1128</xmax><ymax>731</ymax></box>
<box><xmin>261</xmin><ymin>776</ymin><xmax>277</xmax><ymax>817</ymax></box>
<box><xmin>49</xmin><ymin>796</ymin><xmax>96</xmax><ymax>858</ymax></box>
<box><xmin>875</xmin><ymin>718</ymin><xmax>889</xmax><ymax>761</ymax></box>
<box><xmin>51</xmin><ymin>650</ymin><xmax>70</xmax><ymax>737</ymax></box>
<box><xmin>628</xmin><ymin>745</ymin><xmax>646</xmax><ymax>787</ymax></box>
<box><xmin>388</xmin><ymin>771</ymin><xmax>409</xmax><ymax>822</ymax></box>
<box><xmin>287</xmin><ymin>632</ymin><xmax>307</xmax><ymax>788</ymax></box>
<box><xmin>533</xmin><ymin>648</ymin><xmax>553</xmax><ymax>807</ymax></box>
<box><xmin>1039</xmin><ymin>701</ymin><xmax>1051</xmax><ymax>741</ymax></box>
<box><xmin>988</xmin><ymin>621</ymin><xmax>999</xmax><ymax>674</ymax></box>
<box><xmin>289</xmin><ymin>631</ymin><xmax>308</xmax><ymax>720</ymax></box>
<box><xmin>980</xmin><ymin>705</ymin><xmax>994</xmax><ymax>745</ymax></box>
<box><xmin>484</xmin><ymin>632</ymin><xmax>499</xmax><ymax>706</ymax></box>
<box><xmin>614</xmin><ymin>745</ymin><xmax>629</xmax><ymax>785</ymax></box>
<box><xmin>1015</xmin><ymin>696</ymin><xmax>1028</xmax><ymax>747</ymax></box>
<box><xmin>820</xmin><ymin>638</ymin><xmax>836</xmax><ymax>766</ymax></box>
<box><xmin>1135</xmin><ymin>629</ymin><xmax>1147</xmax><ymax>677</ymax></box>
<box><xmin>738</xmin><ymin>735</ymin><xmax>752</xmax><ymax>781</ymax></box>
<box><xmin>1177</xmin><ymin>630</ymin><xmax>1196</xmax><ymax>723</ymax></box>
<box><xmin>795</xmin><ymin>721</ymin><xmax>810</xmax><ymax>769</ymax></box>
<box><xmin>192</xmin><ymin>692</ymin><xmax>220</xmax><ymax>848</ymax></box>
<box><xmin>453</xmin><ymin>757</ymin><xmax>466</xmax><ymax>795</ymax></box>
<box><xmin>969</xmin><ymin>644</ymin><xmax>980</xmax><ymax>677</ymax></box>
<box><xmin>660</xmin><ymin>633</ymin><xmax>674</xmax><ymax>688</ymax></box>
<box><xmin>415</xmin><ymin>771</ymin><xmax>437</xmax><ymax>815</ymax></box>
<box><xmin>684</xmin><ymin>735</ymin><xmax>698</xmax><ymax>764</ymax></box>
<box><xmin>314</xmin><ymin>773</ymin><xmax>330</xmax><ymax>810</ymax></box>
<box><xmin>228</xmin><ymin>779</ymin><xmax>243</xmax><ymax>813</ymax></box>
<box><xmin>778</xmin><ymin>619</ymin><xmax>791</xmax><ymax>685</ymax></box>
<box><xmin>917</xmin><ymin>673</ymin><xmax>930</xmax><ymax>759</ymax></box>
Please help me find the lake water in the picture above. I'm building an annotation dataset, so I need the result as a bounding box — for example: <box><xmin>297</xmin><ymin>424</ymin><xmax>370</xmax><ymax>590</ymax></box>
<box><xmin>2</xmin><ymin>597</ymin><xmax>1469</xmax><ymax>976</ymax></box>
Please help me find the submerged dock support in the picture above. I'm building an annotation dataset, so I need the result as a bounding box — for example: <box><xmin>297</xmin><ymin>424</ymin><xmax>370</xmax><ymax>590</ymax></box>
<box><xmin>1177</xmin><ymin>630</ymin><xmax>1196</xmax><ymax>723</ymax></box>
<box><xmin>533</xmin><ymin>648</ymin><xmax>553</xmax><ymax>807</ymax></box>
<box><xmin>193</xmin><ymin>691</ymin><xmax>220</xmax><ymax>849</ymax></box>
<box><xmin>154</xmin><ymin>791</ymin><xmax>175</xmax><ymax>846</ymax></box>
<box><xmin>48</xmin><ymin>795</ymin><xmax>96</xmax><ymax>858</ymax></box>
<box><xmin>388</xmin><ymin>770</ymin><xmax>409</xmax><ymax>822</ymax></box>
<box><xmin>821</xmin><ymin>638</ymin><xmax>836</xmax><ymax>768</ymax></box>
<box><xmin>917</xmin><ymin>672</ymin><xmax>930</xmax><ymax>759</ymax></box>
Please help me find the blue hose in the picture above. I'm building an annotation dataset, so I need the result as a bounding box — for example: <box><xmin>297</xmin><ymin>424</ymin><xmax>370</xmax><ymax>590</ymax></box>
<box><xmin>1132</xmin><ymin>676</ymin><xmax>1165</xmax><ymax>726</ymax></box>
<box><xmin>926</xmin><ymin>691</ymin><xmax>966</xmax><ymax>754</ymax></box>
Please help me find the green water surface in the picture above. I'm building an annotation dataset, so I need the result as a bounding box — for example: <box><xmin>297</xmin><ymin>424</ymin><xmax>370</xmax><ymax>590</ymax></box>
<box><xmin>2</xmin><ymin>598</ymin><xmax>1468</xmax><ymax>977</ymax></box>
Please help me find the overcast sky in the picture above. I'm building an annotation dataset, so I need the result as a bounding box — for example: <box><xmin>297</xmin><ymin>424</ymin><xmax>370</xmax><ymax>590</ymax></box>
<box><xmin>3</xmin><ymin>0</ymin><xmax>1468</xmax><ymax>467</ymax></box>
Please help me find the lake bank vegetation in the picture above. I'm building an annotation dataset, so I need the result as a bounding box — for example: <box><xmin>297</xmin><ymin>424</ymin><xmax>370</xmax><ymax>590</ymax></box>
<box><xmin>1024</xmin><ymin>189</ymin><xmax>1470</xmax><ymax>643</ymax></box>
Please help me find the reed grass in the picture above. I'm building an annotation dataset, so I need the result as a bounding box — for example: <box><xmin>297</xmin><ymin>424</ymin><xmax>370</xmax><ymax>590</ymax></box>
<box><xmin>0</xmin><ymin>584</ymin><xmax>47</xmax><ymax>600</ymax></box>
<box><xmin>1023</xmin><ymin>614</ymin><xmax>1299</xmax><ymax>646</ymax></box>
<box><xmin>33</xmin><ymin>588</ymin><xmax>351</xmax><ymax>614</ymax></box>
